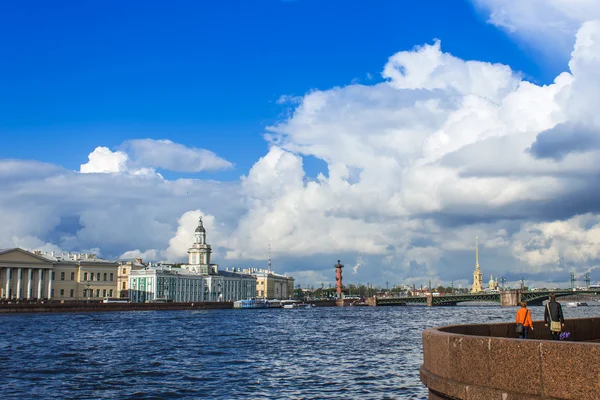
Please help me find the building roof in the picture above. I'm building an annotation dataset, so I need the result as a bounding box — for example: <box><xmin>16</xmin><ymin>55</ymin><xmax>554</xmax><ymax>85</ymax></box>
<box><xmin>195</xmin><ymin>216</ymin><xmax>206</xmax><ymax>233</ymax></box>
<box><xmin>218</xmin><ymin>270</ymin><xmax>255</xmax><ymax>279</ymax></box>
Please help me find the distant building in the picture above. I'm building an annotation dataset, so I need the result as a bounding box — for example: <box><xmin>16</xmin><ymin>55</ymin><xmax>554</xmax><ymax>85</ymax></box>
<box><xmin>471</xmin><ymin>237</ymin><xmax>484</xmax><ymax>293</ymax></box>
<box><xmin>0</xmin><ymin>248</ymin><xmax>118</xmax><ymax>301</ymax></box>
<box><xmin>242</xmin><ymin>268</ymin><xmax>294</xmax><ymax>299</ymax></box>
<box><xmin>129</xmin><ymin>217</ymin><xmax>256</xmax><ymax>303</ymax></box>
<box><xmin>117</xmin><ymin>258</ymin><xmax>146</xmax><ymax>298</ymax></box>
<box><xmin>129</xmin><ymin>264</ymin><xmax>205</xmax><ymax>303</ymax></box>
<box><xmin>241</xmin><ymin>248</ymin><xmax>294</xmax><ymax>300</ymax></box>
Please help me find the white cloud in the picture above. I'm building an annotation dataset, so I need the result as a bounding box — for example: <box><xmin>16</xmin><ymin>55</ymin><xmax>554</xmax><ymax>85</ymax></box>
<box><xmin>80</xmin><ymin>147</ymin><xmax>129</xmax><ymax>173</ymax></box>
<box><xmin>471</xmin><ymin>0</ymin><xmax>600</xmax><ymax>58</ymax></box>
<box><xmin>512</xmin><ymin>214</ymin><xmax>600</xmax><ymax>270</ymax></box>
<box><xmin>80</xmin><ymin>139</ymin><xmax>232</xmax><ymax>175</ymax></box>
<box><xmin>122</xmin><ymin>139</ymin><xmax>233</xmax><ymax>172</ymax></box>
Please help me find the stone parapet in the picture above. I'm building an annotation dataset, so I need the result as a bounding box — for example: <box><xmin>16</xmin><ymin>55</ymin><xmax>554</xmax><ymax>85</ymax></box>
<box><xmin>421</xmin><ymin>317</ymin><xmax>600</xmax><ymax>399</ymax></box>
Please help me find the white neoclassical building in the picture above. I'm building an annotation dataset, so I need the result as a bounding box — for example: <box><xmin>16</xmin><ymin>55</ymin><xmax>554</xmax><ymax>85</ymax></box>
<box><xmin>129</xmin><ymin>217</ymin><xmax>256</xmax><ymax>303</ymax></box>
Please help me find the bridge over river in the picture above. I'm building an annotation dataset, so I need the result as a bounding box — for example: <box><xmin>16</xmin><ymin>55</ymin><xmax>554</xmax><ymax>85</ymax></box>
<box><xmin>374</xmin><ymin>289</ymin><xmax>600</xmax><ymax>307</ymax></box>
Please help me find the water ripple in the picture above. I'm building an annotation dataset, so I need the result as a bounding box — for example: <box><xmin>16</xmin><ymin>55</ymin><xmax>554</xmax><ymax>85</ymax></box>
<box><xmin>0</xmin><ymin>304</ymin><xmax>599</xmax><ymax>398</ymax></box>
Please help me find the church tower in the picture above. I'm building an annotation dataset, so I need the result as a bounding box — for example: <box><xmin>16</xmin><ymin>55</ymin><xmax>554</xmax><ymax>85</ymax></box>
<box><xmin>187</xmin><ymin>216</ymin><xmax>213</xmax><ymax>274</ymax></box>
<box><xmin>471</xmin><ymin>237</ymin><xmax>483</xmax><ymax>293</ymax></box>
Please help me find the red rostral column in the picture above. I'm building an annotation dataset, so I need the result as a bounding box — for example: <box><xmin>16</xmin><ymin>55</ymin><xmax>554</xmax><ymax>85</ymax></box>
<box><xmin>335</xmin><ymin>260</ymin><xmax>344</xmax><ymax>298</ymax></box>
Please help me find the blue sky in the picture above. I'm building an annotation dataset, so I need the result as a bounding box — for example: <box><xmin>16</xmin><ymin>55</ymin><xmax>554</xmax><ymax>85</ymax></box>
<box><xmin>2</xmin><ymin>0</ymin><xmax>600</xmax><ymax>288</ymax></box>
<box><xmin>1</xmin><ymin>0</ymin><xmax>548</xmax><ymax>180</ymax></box>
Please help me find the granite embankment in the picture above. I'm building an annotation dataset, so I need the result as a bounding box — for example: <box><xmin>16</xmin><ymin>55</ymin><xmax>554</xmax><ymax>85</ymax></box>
<box><xmin>421</xmin><ymin>316</ymin><xmax>600</xmax><ymax>400</ymax></box>
<box><xmin>0</xmin><ymin>299</ymin><xmax>346</xmax><ymax>313</ymax></box>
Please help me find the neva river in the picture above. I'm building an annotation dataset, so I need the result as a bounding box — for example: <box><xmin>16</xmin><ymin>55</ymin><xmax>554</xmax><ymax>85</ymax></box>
<box><xmin>1</xmin><ymin>304</ymin><xmax>599</xmax><ymax>399</ymax></box>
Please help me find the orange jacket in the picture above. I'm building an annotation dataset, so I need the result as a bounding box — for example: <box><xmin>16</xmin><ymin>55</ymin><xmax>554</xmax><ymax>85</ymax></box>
<box><xmin>516</xmin><ymin>307</ymin><xmax>533</xmax><ymax>328</ymax></box>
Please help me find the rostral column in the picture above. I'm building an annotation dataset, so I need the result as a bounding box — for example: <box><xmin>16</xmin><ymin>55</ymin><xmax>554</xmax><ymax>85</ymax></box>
<box><xmin>335</xmin><ymin>260</ymin><xmax>344</xmax><ymax>298</ymax></box>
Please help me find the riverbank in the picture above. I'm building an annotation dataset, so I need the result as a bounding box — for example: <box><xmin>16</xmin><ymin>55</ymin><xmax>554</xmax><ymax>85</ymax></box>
<box><xmin>0</xmin><ymin>301</ymin><xmax>234</xmax><ymax>313</ymax></box>
<box><xmin>0</xmin><ymin>299</ymin><xmax>346</xmax><ymax>313</ymax></box>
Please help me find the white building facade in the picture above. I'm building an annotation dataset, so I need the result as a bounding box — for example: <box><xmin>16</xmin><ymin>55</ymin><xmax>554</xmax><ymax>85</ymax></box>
<box><xmin>129</xmin><ymin>217</ymin><xmax>256</xmax><ymax>303</ymax></box>
<box><xmin>129</xmin><ymin>265</ymin><xmax>206</xmax><ymax>303</ymax></box>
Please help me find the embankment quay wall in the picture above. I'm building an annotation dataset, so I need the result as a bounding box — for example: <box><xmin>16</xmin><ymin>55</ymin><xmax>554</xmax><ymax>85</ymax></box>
<box><xmin>0</xmin><ymin>301</ymin><xmax>234</xmax><ymax>313</ymax></box>
<box><xmin>0</xmin><ymin>299</ymin><xmax>343</xmax><ymax>313</ymax></box>
<box><xmin>421</xmin><ymin>317</ymin><xmax>600</xmax><ymax>400</ymax></box>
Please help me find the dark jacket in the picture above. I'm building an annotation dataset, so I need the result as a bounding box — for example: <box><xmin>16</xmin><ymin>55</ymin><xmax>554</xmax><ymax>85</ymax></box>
<box><xmin>544</xmin><ymin>300</ymin><xmax>564</xmax><ymax>324</ymax></box>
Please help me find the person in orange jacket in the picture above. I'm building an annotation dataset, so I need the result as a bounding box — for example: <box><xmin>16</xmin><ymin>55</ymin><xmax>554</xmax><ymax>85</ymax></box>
<box><xmin>515</xmin><ymin>301</ymin><xmax>534</xmax><ymax>339</ymax></box>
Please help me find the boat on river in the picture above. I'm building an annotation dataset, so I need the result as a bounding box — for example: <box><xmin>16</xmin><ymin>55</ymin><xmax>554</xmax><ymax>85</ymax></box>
<box><xmin>566</xmin><ymin>302</ymin><xmax>588</xmax><ymax>307</ymax></box>
<box><xmin>281</xmin><ymin>300</ymin><xmax>313</xmax><ymax>309</ymax></box>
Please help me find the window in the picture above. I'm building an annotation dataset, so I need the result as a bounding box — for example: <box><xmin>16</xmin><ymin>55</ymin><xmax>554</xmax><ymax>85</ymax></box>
<box><xmin>60</xmin><ymin>272</ymin><xmax>65</xmax><ymax>281</ymax></box>
<box><xmin>122</xmin><ymin>282</ymin><xmax>126</xmax><ymax>290</ymax></box>
<box><xmin>122</xmin><ymin>267</ymin><xmax>126</xmax><ymax>274</ymax></box>
<box><xmin>70</xmin><ymin>289</ymin><xmax>74</xmax><ymax>297</ymax></box>
<box><xmin>109</xmin><ymin>289</ymin><xmax>113</xmax><ymax>297</ymax></box>
<box><xmin>83</xmin><ymin>272</ymin><xmax>88</xmax><ymax>281</ymax></box>
<box><xmin>110</xmin><ymin>273</ymin><xmax>114</xmax><ymax>281</ymax></box>
<box><xmin>60</xmin><ymin>289</ymin><xmax>64</xmax><ymax>296</ymax></box>
<box><xmin>70</xmin><ymin>272</ymin><xmax>75</xmax><ymax>280</ymax></box>
<box><xmin>102</xmin><ymin>289</ymin><xmax>107</xmax><ymax>297</ymax></box>
<box><xmin>103</xmin><ymin>273</ymin><xmax>107</xmax><ymax>281</ymax></box>
<box><xmin>96</xmin><ymin>273</ymin><xmax>100</xmax><ymax>281</ymax></box>
<box><xmin>96</xmin><ymin>289</ymin><xmax>100</xmax><ymax>297</ymax></box>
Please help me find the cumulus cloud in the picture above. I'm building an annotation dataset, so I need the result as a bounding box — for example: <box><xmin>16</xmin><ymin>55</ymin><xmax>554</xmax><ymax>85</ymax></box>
<box><xmin>224</xmin><ymin>20</ymin><xmax>600</xmax><ymax>286</ymax></box>
<box><xmin>80</xmin><ymin>147</ymin><xmax>129</xmax><ymax>173</ymax></box>
<box><xmin>0</xmin><ymin>158</ymin><xmax>243</xmax><ymax>260</ymax></box>
<box><xmin>528</xmin><ymin>122</ymin><xmax>600</xmax><ymax>161</ymax></box>
<box><xmin>122</xmin><ymin>139</ymin><xmax>233</xmax><ymax>172</ymax></box>
<box><xmin>80</xmin><ymin>139</ymin><xmax>232</xmax><ymax>175</ymax></box>
<box><xmin>471</xmin><ymin>0</ymin><xmax>600</xmax><ymax>58</ymax></box>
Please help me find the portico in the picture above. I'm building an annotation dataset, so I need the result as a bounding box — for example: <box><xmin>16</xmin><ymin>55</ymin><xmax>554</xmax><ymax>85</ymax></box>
<box><xmin>0</xmin><ymin>249</ymin><xmax>54</xmax><ymax>300</ymax></box>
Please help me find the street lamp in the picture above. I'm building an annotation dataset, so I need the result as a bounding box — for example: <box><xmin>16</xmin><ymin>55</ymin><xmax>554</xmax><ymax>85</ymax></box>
<box><xmin>85</xmin><ymin>280</ymin><xmax>91</xmax><ymax>303</ymax></box>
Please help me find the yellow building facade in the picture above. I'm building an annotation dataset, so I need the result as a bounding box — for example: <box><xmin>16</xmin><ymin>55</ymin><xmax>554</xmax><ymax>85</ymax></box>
<box><xmin>242</xmin><ymin>267</ymin><xmax>295</xmax><ymax>299</ymax></box>
<box><xmin>0</xmin><ymin>248</ymin><xmax>119</xmax><ymax>301</ymax></box>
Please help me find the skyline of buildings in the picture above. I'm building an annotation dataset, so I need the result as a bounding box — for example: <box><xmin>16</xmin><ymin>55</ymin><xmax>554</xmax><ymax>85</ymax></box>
<box><xmin>1</xmin><ymin>216</ymin><xmax>295</xmax><ymax>302</ymax></box>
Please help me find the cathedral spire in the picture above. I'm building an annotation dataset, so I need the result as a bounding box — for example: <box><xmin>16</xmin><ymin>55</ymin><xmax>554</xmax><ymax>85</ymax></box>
<box><xmin>475</xmin><ymin>236</ymin><xmax>480</xmax><ymax>270</ymax></box>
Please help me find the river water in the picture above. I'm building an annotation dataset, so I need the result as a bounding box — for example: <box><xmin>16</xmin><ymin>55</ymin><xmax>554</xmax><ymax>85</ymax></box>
<box><xmin>1</xmin><ymin>303</ymin><xmax>599</xmax><ymax>399</ymax></box>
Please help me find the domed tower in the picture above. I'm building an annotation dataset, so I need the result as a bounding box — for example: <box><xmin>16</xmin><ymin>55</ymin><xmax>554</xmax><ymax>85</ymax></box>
<box><xmin>188</xmin><ymin>216</ymin><xmax>212</xmax><ymax>274</ymax></box>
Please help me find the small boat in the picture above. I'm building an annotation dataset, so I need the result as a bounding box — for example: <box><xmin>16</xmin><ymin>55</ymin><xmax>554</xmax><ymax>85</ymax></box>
<box><xmin>293</xmin><ymin>303</ymin><xmax>314</xmax><ymax>309</ymax></box>
<box><xmin>566</xmin><ymin>302</ymin><xmax>588</xmax><ymax>307</ymax></box>
<box><xmin>281</xmin><ymin>300</ymin><xmax>313</xmax><ymax>309</ymax></box>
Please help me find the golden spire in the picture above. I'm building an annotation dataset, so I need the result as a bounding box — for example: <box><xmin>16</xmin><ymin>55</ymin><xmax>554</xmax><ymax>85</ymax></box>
<box><xmin>475</xmin><ymin>236</ymin><xmax>480</xmax><ymax>270</ymax></box>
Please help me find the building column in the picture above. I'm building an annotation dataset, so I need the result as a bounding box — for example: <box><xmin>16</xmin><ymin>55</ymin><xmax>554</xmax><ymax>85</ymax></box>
<box><xmin>26</xmin><ymin>269</ymin><xmax>32</xmax><ymax>299</ymax></box>
<box><xmin>47</xmin><ymin>270</ymin><xmax>53</xmax><ymax>299</ymax></box>
<box><xmin>5</xmin><ymin>268</ymin><xmax>10</xmax><ymax>299</ymax></box>
<box><xmin>16</xmin><ymin>268</ymin><xmax>22</xmax><ymax>299</ymax></box>
<box><xmin>38</xmin><ymin>269</ymin><xmax>43</xmax><ymax>298</ymax></box>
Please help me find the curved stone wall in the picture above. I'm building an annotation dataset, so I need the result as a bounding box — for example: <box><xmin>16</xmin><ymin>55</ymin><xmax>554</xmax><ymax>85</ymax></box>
<box><xmin>420</xmin><ymin>317</ymin><xmax>600</xmax><ymax>400</ymax></box>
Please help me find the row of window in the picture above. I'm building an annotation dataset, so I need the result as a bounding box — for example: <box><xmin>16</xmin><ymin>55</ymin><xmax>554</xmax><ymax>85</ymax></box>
<box><xmin>82</xmin><ymin>272</ymin><xmax>114</xmax><ymax>282</ymax></box>
<box><xmin>82</xmin><ymin>289</ymin><xmax>113</xmax><ymax>298</ymax></box>
<box><xmin>51</xmin><ymin>288</ymin><xmax>115</xmax><ymax>298</ymax></box>
<box><xmin>51</xmin><ymin>271</ymin><xmax>115</xmax><ymax>282</ymax></box>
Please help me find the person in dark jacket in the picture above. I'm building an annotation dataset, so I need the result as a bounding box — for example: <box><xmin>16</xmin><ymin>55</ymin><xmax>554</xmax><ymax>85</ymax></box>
<box><xmin>544</xmin><ymin>293</ymin><xmax>565</xmax><ymax>340</ymax></box>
